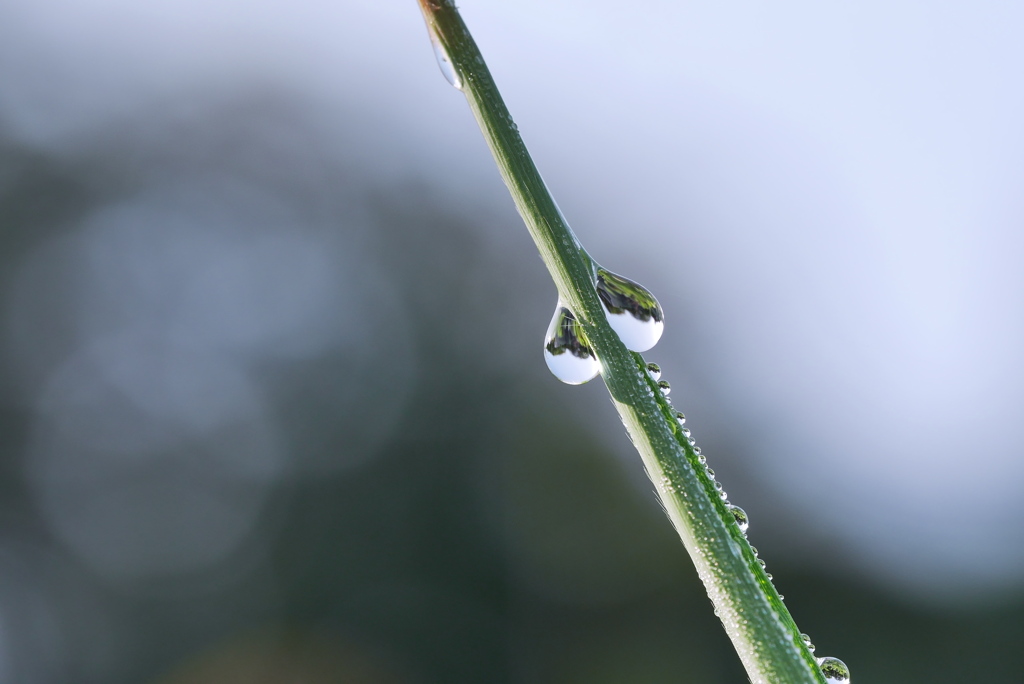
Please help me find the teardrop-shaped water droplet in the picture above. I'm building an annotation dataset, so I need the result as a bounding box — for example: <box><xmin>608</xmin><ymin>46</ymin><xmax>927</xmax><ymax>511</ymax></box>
<box><xmin>697</xmin><ymin>454</ymin><xmax>706</xmax><ymax>465</ymax></box>
<box><xmin>706</xmin><ymin>468</ymin><xmax>715</xmax><ymax>478</ymax></box>
<box><xmin>728</xmin><ymin>505</ymin><xmax>749</xmax><ymax>533</ymax></box>
<box><xmin>646</xmin><ymin>362</ymin><xmax>661</xmax><ymax>381</ymax></box>
<box><xmin>430</xmin><ymin>37</ymin><xmax>463</xmax><ymax>89</ymax></box>
<box><xmin>595</xmin><ymin>268</ymin><xmax>664</xmax><ymax>352</ymax></box>
<box><xmin>658</xmin><ymin>380</ymin><xmax>671</xmax><ymax>396</ymax></box>
<box><xmin>818</xmin><ymin>657</ymin><xmax>850</xmax><ymax>683</ymax></box>
<box><xmin>693</xmin><ymin>446</ymin><xmax>702</xmax><ymax>455</ymax></box>
<box><xmin>544</xmin><ymin>304</ymin><xmax>600</xmax><ymax>385</ymax></box>
<box><xmin>675</xmin><ymin>412</ymin><xmax>686</xmax><ymax>425</ymax></box>
<box><xmin>681</xmin><ymin>426</ymin><xmax>692</xmax><ymax>438</ymax></box>
<box><xmin>800</xmin><ymin>633</ymin><xmax>816</xmax><ymax>653</ymax></box>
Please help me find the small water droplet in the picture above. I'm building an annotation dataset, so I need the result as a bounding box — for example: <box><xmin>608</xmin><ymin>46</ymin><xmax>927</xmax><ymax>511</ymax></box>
<box><xmin>429</xmin><ymin>36</ymin><xmax>463</xmax><ymax>89</ymax></box>
<box><xmin>719</xmin><ymin>490</ymin><xmax>728</xmax><ymax>500</ymax></box>
<box><xmin>706</xmin><ymin>468</ymin><xmax>715</xmax><ymax>478</ymax></box>
<box><xmin>750</xmin><ymin>546</ymin><xmax>759</xmax><ymax>556</ymax></box>
<box><xmin>681</xmin><ymin>427</ymin><xmax>692</xmax><ymax>438</ymax></box>
<box><xmin>713</xmin><ymin>481</ymin><xmax>723</xmax><ymax>491</ymax></box>
<box><xmin>728</xmin><ymin>505</ymin><xmax>749</xmax><ymax>533</ymax></box>
<box><xmin>800</xmin><ymin>633</ymin><xmax>815</xmax><ymax>653</ymax></box>
<box><xmin>765</xmin><ymin>573</ymin><xmax>773</xmax><ymax>580</ymax></box>
<box><xmin>758</xmin><ymin>559</ymin><xmax>767</xmax><ymax>568</ymax></box>
<box><xmin>658</xmin><ymin>380</ymin><xmax>671</xmax><ymax>396</ymax></box>
<box><xmin>818</xmin><ymin>657</ymin><xmax>849</xmax><ymax>683</ymax></box>
<box><xmin>646</xmin><ymin>362</ymin><xmax>661</xmax><ymax>381</ymax></box>
<box><xmin>675</xmin><ymin>412</ymin><xmax>686</xmax><ymax>425</ymax></box>
<box><xmin>778</xmin><ymin>594</ymin><xmax>785</xmax><ymax>600</ymax></box>
<box><xmin>544</xmin><ymin>303</ymin><xmax>599</xmax><ymax>385</ymax></box>
<box><xmin>693</xmin><ymin>446</ymin><xmax>702</xmax><ymax>455</ymax></box>
<box><xmin>595</xmin><ymin>268</ymin><xmax>664</xmax><ymax>352</ymax></box>
<box><xmin>697</xmin><ymin>454</ymin><xmax>707</xmax><ymax>464</ymax></box>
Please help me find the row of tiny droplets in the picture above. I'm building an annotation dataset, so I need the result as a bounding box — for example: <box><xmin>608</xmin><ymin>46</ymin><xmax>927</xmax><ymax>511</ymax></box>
<box><xmin>645</xmin><ymin>360</ymin><xmax>849</xmax><ymax>684</ymax></box>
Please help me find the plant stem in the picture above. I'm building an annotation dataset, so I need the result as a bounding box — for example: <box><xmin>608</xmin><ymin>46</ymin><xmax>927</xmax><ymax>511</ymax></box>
<box><xmin>417</xmin><ymin>2</ymin><xmax>826</xmax><ymax>682</ymax></box>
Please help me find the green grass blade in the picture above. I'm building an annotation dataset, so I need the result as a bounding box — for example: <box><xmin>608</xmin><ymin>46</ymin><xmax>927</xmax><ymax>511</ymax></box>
<box><xmin>417</xmin><ymin>2</ymin><xmax>829</xmax><ymax>682</ymax></box>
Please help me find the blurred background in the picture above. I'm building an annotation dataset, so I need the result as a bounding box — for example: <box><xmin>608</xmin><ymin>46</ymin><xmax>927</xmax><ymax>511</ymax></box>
<box><xmin>0</xmin><ymin>1</ymin><xmax>1022</xmax><ymax>681</ymax></box>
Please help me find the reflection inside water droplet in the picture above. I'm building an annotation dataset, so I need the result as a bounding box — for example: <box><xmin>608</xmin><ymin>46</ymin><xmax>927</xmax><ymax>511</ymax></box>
<box><xmin>657</xmin><ymin>380</ymin><xmax>671</xmax><ymax>396</ymax></box>
<box><xmin>646</xmin><ymin>362</ymin><xmax>661</xmax><ymax>381</ymax></box>
<box><xmin>800</xmin><ymin>633</ymin><xmax>816</xmax><ymax>653</ymax></box>
<box><xmin>595</xmin><ymin>268</ymin><xmax>664</xmax><ymax>352</ymax></box>
<box><xmin>728</xmin><ymin>505</ymin><xmax>749</xmax><ymax>533</ymax></box>
<box><xmin>818</xmin><ymin>657</ymin><xmax>850</xmax><ymax>683</ymax></box>
<box><xmin>430</xmin><ymin>36</ymin><xmax>463</xmax><ymax>89</ymax></box>
<box><xmin>543</xmin><ymin>303</ymin><xmax>600</xmax><ymax>385</ymax></box>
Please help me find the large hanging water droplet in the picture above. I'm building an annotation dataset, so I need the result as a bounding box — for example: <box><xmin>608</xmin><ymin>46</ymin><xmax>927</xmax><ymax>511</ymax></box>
<box><xmin>595</xmin><ymin>268</ymin><xmax>664</xmax><ymax>352</ymax></box>
<box><xmin>728</xmin><ymin>505</ymin><xmax>749</xmax><ymax>533</ymax></box>
<box><xmin>543</xmin><ymin>303</ymin><xmax>600</xmax><ymax>385</ymax></box>
<box><xmin>818</xmin><ymin>657</ymin><xmax>850</xmax><ymax>683</ymax></box>
<box><xmin>430</xmin><ymin>37</ymin><xmax>463</xmax><ymax>89</ymax></box>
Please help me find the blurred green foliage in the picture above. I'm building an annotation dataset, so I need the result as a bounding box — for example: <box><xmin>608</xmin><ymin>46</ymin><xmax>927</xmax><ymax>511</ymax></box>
<box><xmin>0</xmin><ymin>103</ymin><xmax>1020</xmax><ymax>683</ymax></box>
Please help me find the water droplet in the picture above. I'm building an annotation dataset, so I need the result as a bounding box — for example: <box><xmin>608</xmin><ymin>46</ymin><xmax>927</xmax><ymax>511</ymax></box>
<box><xmin>818</xmin><ymin>657</ymin><xmax>849</xmax><ymax>683</ymax></box>
<box><xmin>675</xmin><ymin>412</ymin><xmax>686</xmax><ymax>425</ymax></box>
<box><xmin>758</xmin><ymin>559</ymin><xmax>767</xmax><ymax>568</ymax></box>
<box><xmin>778</xmin><ymin>594</ymin><xmax>785</xmax><ymax>600</ymax></box>
<box><xmin>697</xmin><ymin>454</ymin><xmax>706</xmax><ymax>465</ymax></box>
<box><xmin>646</xmin><ymin>362</ymin><xmax>661</xmax><ymax>381</ymax></box>
<box><xmin>595</xmin><ymin>268</ymin><xmax>664</xmax><ymax>352</ymax></box>
<box><xmin>430</xmin><ymin>36</ymin><xmax>463</xmax><ymax>89</ymax></box>
<box><xmin>750</xmin><ymin>546</ymin><xmax>759</xmax><ymax>556</ymax></box>
<box><xmin>543</xmin><ymin>304</ymin><xmax>599</xmax><ymax>385</ymax></box>
<box><xmin>681</xmin><ymin>427</ymin><xmax>692</xmax><ymax>438</ymax></box>
<box><xmin>713</xmin><ymin>481</ymin><xmax>723</xmax><ymax>491</ymax></box>
<box><xmin>728</xmin><ymin>505</ymin><xmax>749</xmax><ymax>533</ymax></box>
<box><xmin>719</xmin><ymin>490</ymin><xmax>728</xmax><ymax>500</ymax></box>
<box><xmin>800</xmin><ymin>633</ymin><xmax>815</xmax><ymax>653</ymax></box>
<box><xmin>706</xmin><ymin>468</ymin><xmax>715</xmax><ymax>478</ymax></box>
<box><xmin>658</xmin><ymin>380</ymin><xmax>671</xmax><ymax>396</ymax></box>
<box><xmin>765</xmin><ymin>573</ymin><xmax>773</xmax><ymax>580</ymax></box>
<box><xmin>693</xmin><ymin>446</ymin><xmax>702</xmax><ymax>455</ymax></box>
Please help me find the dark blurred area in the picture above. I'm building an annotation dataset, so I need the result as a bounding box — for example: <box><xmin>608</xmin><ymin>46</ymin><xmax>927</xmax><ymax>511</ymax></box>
<box><xmin>0</xmin><ymin>92</ymin><xmax>1020</xmax><ymax>683</ymax></box>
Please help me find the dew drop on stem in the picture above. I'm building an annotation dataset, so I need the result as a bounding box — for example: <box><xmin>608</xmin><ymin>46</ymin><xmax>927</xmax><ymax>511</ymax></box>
<box><xmin>595</xmin><ymin>268</ymin><xmax>664</xmax><ymax>352</ymax></box>
<box><xmin>543</xmin><ymin>302</ymin><xmax>600</xmax><ymax>384</ymax></box>
<box><xmin>430</xmin><ymin>36</ymin><xmax>463</xmax><ymax>89</ymax></box>
<box><xmin>800</xmin><ymin>633</ymin><xmax>815</xmax><ymax>653</ymax></box>
<box><xmin>818</xmin><ymin>657</ymin><xmax>850</xmax><ymax>683</ymax></box>
<box><xmin>728</xmin><ymin>504</ymin><xmax>749</xmax><ymax>533</ymax></box>
<box><xmin>646</xmin><ymin>362</ymin><xmax>661</xmax><ymax>381</ymax></box>
<box><xmin>658</xmin><ymin>380</ymin><xmax>671</xmax><ymax>396</ymax></box>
